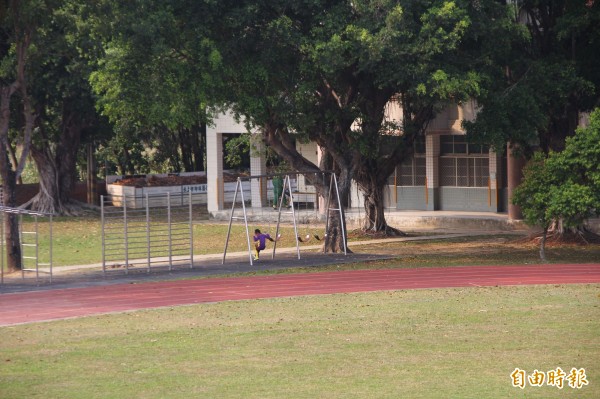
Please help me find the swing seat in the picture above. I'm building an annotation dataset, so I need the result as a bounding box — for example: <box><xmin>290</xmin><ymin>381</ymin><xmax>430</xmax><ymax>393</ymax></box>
<box><xmin>297</xmin><ymin>234</ymin><xmax>312</xmax><ymax>243</ymax></box>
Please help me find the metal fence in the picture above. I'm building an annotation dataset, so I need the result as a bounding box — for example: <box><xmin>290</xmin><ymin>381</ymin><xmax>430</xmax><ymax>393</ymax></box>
<box><xmin>0</xmin><ymin>206</ymin><xmax>53</xmax><ymax>285</ymax></box>
<box><xmin>101</xmin><ymin>192</ymin><xmax>198</xmax><ymax>275</ymax></box>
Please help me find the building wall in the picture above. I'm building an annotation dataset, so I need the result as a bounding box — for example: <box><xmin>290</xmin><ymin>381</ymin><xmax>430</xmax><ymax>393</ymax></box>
<box><xmin>438</xmin><ymin>187</ymin><xmax>496</xmax><ymax>212</ymax></box>
<box><xmin>394</xmin><ymin>102</ymin><xmax>507</xmax><ymax>213</ymax></box>
<box><xmin>296</xmin><ymin>142</ymin><xmax>319</xmax><ymax>194</ymax></box>
<box><xmin>206</xmin><ymin>111</ymin><xmax>249</xmax><ymax>212</ymax></box>
<box><xmin>208</xmin><ymin>102</ymin><xmax>511</xmax><ymax>215</ymax></box>
<box><xmin>396</xmin><ymin>187</ymin><xmax>428</xmax><ymax>210</ymax></box>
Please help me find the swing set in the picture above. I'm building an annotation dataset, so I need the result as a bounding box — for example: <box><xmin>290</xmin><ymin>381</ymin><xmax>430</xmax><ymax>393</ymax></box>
<box><xmin>289</xmin><ymin>171</ymin><xmax>326</xmax><ymax>243</ymax></box>
<box><xmin>222</xmin><ymin>171</ymin><xmax>346</xmax><ymax>266</ymax></box>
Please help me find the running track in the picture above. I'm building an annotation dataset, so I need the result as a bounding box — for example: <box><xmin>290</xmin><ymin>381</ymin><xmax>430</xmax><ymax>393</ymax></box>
<box><xmin>1</xmin><ymin>263</ymin><xmax>599</xmax><ymax>326</ymax></box>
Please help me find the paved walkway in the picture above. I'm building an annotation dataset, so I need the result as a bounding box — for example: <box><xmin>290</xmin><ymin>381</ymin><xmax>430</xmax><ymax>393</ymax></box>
<box><xmin>1</xmin><ymin>263</ymin><xmax>599</xmax><ymax>326</ymax></box>
<box><xmin>0</xmin><ymin>232</ymin><xmax>488</xmax><ymax>292</ymax></box>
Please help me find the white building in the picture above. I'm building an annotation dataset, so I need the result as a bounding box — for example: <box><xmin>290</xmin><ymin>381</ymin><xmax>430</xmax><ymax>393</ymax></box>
<box><xmin>205</xmin><ymin>102</ymin><xmax>525</xmax><ymax>219</ymax></box>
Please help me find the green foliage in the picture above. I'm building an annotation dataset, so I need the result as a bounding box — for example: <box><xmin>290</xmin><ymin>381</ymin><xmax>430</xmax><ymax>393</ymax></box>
<box><xmin>89</xmin><ymin>0</ymin><xmax>216</xmax><ymax>174</ymax></box>
<box><xmin>512</xmin><ymin>152</ymin><xmax>554</xmax><ymax>229</ymax></box>
<box><xmin>96</xmin><ymin>123</ymin><xmax>150</xmax><ymax>175</ymax></box>
<box><xmin>513</xmin><ymin>108</ymin><xmax>600</xmax><ymax>229</ymax></box>
<box><xmin>19</xmin><ymin>157</ymin><xmax>39</xmax><ymax>184</ymax></box>
<box><xmin>224</xmin><ymin>134</ymin><xmax>250</xmax><ymax>170</ymax></box>
<box><xmin>465</xmin><ymin>1</ymin><xmax>600</xmax><ymax>153</ymax></box>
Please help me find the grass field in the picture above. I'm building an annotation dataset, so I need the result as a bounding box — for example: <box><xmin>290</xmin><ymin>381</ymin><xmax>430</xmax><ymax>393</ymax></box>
<box><xmin>1</xmin><ymin>284</ymin><xmax>598</xmax><ymax>398</ymax></box>
<box><xmin>13</xmin><ymin>215</ymin><xmax>600</xmax><ymax>269</ymax></box>
<box><xmin>16</xmin><ymin>216</ymin><xmax>319</xmax><ymax>267</ymax></box>
<box><xmin>2</xmin><ymin>215</ymin><xmax>599</xmax><ymax>398</ymax></box>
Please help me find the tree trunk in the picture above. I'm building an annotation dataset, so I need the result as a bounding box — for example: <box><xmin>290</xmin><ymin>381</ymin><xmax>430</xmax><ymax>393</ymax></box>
<box><xmin>0</xmin><ymin>4</ymin><xmax>35</xmax><ymax>271</ymax></box>
<box><xmin>359</xmin><ymin>178</ymin><xmax>405</xmax><ymax>236</ymax></box>
<box><xmin>181</xmin><ymin>122</ymin><xmax>207</xmax><ymax>172</ymax></box>
<box><xmin>87</xmin><ymin>143</ymin><xmax>99</xmax><ymax>205</ymax></box>
<box><xmin>362</xmin><ymin>183</ymin><xmax>386</xmax><ymax>232</ymax></box>
<box><xmin>28</xmin><ymin>114</ymin><xmax>82</xmax><ymax>215</ymax></box>
<box><xmin>0</xmin><ymin>87</ymin><xmax>22</xmax><ymax>272</ymax></box>
<box><xmin>322</xmin><ymin>197</ymin><xmax>348</xmax><ymax>253</ymax></box>
<box><xmin>539</xmin><ymin>226</ymin><xmax>548</xmax><ymax>262</ymax></box>
<box><xmin>194</xmin><ymin>122</ymin><xmax>206</xmax><ymax>171</ymax></box>
<box><xmin>29</xmin><ymin>150</ymin><xmax>78</xmax><ymax>215</ymax></box>
<box><xmin>317</xmin><ymin>148</ymin><xmax>352</xmax><ymax>253</ymax></box>
<box><xmin>263</xmin><ymin>123</ymin><xmax>350</xmax><ymax>253</ymax></box>
<box><xmin>354</xmin><ymin>147</ymin><xmax>405</xmax><ymax>237</ymax></box>
<box><xmin>321</xmin><ymin>159</ymin><xmax>351</xmax><ymax>253</ymax></box>
<box><xmin>0</xmin><ymin>165</ymin><xmax>22</xmax><ymax>273</ymax></box>
<box><xmin>179</xmin><ymin>126</ymin><xmax>193</xmax><ymax>172</ymax></box>
<box><xmin>7</xmin><ymin>144</ymin><xmax>23</xmax><ymax>185</ymax></box>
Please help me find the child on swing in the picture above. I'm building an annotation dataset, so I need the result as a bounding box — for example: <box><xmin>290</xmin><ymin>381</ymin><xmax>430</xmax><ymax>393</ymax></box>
<box><xmin>253</xmin><ymin>228</ymin><xmax>279</xmax><ymax>260</ymax></box>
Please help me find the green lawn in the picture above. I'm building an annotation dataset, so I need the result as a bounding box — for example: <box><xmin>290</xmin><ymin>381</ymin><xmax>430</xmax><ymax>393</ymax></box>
<box><xmin>19</xmin><ymin>216</ymin><xmax>315</xmax><ymax>267</ymax></box>
<box><xmin>1</xmin><ymin>284</ymin><xmax>598</xmax><ymax>398</ymax></box>
<box><xmin>2</xmin><ymin>215</ymin><xmax>599</xmax><ymax>397</ymax></box>
<box><xmin>16</xmin><ymin>215</ymin><xmax>600</xmax><ymax>269</ymax></box>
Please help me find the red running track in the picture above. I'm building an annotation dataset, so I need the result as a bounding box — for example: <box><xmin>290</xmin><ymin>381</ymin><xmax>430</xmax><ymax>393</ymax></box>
<box><xmin>1</xmin><ymin>263</ymin><xmax>599</xmax><ymax>326</ymax></box>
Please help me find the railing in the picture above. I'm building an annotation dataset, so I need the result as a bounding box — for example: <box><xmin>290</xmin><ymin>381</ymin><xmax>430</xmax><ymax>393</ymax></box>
<box><xmin>101</xmin><ymin>192</ymin><xmax>197</xmax><ymax>275</ymax></box>
<box><xmin>0</xmin><ymin>206</ymin><xmax>53</xmax><ymax>285</ymax></box>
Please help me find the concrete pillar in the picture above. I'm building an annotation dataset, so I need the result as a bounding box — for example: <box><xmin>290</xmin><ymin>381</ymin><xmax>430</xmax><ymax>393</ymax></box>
<box><xmin>250</xmin><ymin>133</ymin><xmax>267</xmax><ymax>208</ymax></box>
<box><xmin>206</xmin><ymin>129</ymin><xmax>224</xmax><ymax>213</ymax></box>
<box><xmin>507</xmin><ymin>144</ymin><xmax>525</xmax><ymax>220</ymax></box>
<box><xmin>425</xmin><ymin>134</ymin><xmax>440</xmax><ymax>210</ymax></box>
<box><xmin>488</xmin><ymin>149</ymin><xmax>501</xmax><ymax>212</ymax></box>
<box><xmin>317</xmin><ymin>145</ymin><xmax>327</xmax><ymax>214</ymax></box>
<box><xmin>86</xmin><ymin>143</ymin><xmax>98</xmax><ymax>205</ymax></box>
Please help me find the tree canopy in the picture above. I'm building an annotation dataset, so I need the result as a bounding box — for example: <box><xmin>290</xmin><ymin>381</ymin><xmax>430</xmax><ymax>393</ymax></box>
<box><xmin>513</xmin><ymin>107</ymin><xmax>600</xmax><ymax>260</ymax></box>
<box><xmin>204</xmin><ymin>0</ymin><xmax>510</xmax><ymax>237</ymax></box>
<box><xmin>465</xmin><ymin>0</ymin><xmax>600</xmax><ymax>154</ymax></box>
<box><xmin>89</xmin><ymin>0</ymin><xmax>219</xmax><ymax>173</ymax></box>
<box><xmin>1</xmin><ymin>0</ymin><xmax>597</xmax><ymax>245</ymax></box>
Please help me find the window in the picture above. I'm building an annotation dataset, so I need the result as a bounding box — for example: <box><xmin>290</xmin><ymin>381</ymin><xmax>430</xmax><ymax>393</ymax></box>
<box><xmin>414</xmin><ymin>136</ymin><xmax>426</xmax><ymax>154</ymax></box>
<box><xmin>440</xmin><ymin>158</ymin><xmax>489</xmax><ymax>187</ymax></box>
<box><xmin>398</xmin><ymin>156</ymin><xmax>426</xmax><ymax>186</ymax></box>
<box><xmin>440</xmin><ymin>135</ymin><xmax>489</xmax><ymax>155</ymax></box>
<box><xmin>440</xmin><ymin>135</ymin><xmax>489</xmax><ymax>187</ymax></box>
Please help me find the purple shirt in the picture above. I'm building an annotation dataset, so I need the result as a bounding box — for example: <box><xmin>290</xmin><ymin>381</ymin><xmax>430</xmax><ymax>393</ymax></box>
<box><xmin>253</xmin><ymin>233</ymin><xmax>272</xmax><ymax>250</ymax></box>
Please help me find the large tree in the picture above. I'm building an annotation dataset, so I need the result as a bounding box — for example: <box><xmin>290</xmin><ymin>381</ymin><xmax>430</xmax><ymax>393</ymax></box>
<box><xmin>465</xmin><ymin>0</ymin><xmax>600</xmax><ymax>154</ymax></box>
<box><xmin>89</xmin><ymin>0</ymin><xmax>215</xmax><ymax>175</ymax></box>
<box><xmin>513</xmin><ymin>107</ymin><xmax>600</xmax><ymax>260</ymax></box>
<box><xmin>25</xmin><ymin>0</ymin><xmax>108</xmax><ymax>214</ymax></box>
<box><xmin>88</xmin><ymin>0</ymin><xmax>513</xmax><ymax>251</ymax></box>
<box><xmin>211</xmin><ymin>0</ymin><xmax>507</xmax><ymax>239</ymax></box>
<box><xmin>0</xmin><ymin>0</ymin><xmax>39</xmax><ymax>271</ymax></box>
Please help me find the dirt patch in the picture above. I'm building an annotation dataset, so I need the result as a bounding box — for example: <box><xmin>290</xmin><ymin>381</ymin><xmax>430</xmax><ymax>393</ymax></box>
<box><xmin>361</xmin><ymin>236</ymin><xmax>517</xmax><ymax>256</ymax></box>
<box><xmin>515</xmin><ymin>229</ymin><xmax>600</xmax><ymax>246</ymax></box>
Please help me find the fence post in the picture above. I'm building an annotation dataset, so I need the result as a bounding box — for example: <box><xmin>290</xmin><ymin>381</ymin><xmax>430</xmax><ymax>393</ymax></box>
<box><xmin>168</xmin><ymin>192</ymin><xmax>172</xmax><ymax>271</ymax></box>
<box><xmin>146</xmin><ymin>193</ymin><xmax>151</xmax><ymax>273</ymax></box>
<box><xmin>124</xmin><ymin>194</ymin><xmax>129</xmax><ymax>274</ymax></box>
<box><xmin>1</xmin><ymin>212</ymin><xmax>3</xmax><ymax>285</ymax></box>
<box><xmin>35</xmin><ymin>215</ymin><xmax>39</xmax><ymax>283</ymax></box>
<box><xmin>19</xmin><ymin>214</ymin><xmax>24</xmax><ymax>280</ymax></box>
<box><xmin>101</xmin><ymin>195</ymin><xmax>105</xmax><ymax>275</ymax></box>
<box><xmin>189</xmin><ymin>191</ymin><xmax>193</xmax><ymax>268</ymax></box>
<box><xmin>49</xmin><ymin>214</ymin><xmax>53</xmax><ymax>283</ymax></box>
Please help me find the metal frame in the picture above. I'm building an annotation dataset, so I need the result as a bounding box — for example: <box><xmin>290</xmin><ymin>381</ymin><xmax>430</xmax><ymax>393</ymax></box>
<box><xmin>325</xmin><ymin>173</ymin><xmax>347</xmax><ymax>255</ymax></box>
<box><xmin>101</xmin><ymin>192</ymin><xmax>195</xmax><ymax>274</ymax></box>
<box><xmin>0</xmin><ymin>206</ymin><xmax>53</xmax><ymax>285</ymax></box>
<box><xmin>272</xmin><ymin>174</ymin><xmax>301</xmax><ymax>260</ymax></box>
<box><xmin>223</xmin><ymin>176</ymin><xmax>302</xmax><ymax>266</ymax></box>
<box><xmin>223</xmin><ymin>177</ymin><xmax>254</xmax><ymax>265</ymax></box>
<box><xmin>222</xmin><ymin>171</ymin><xmax>346</xmax><ymax>266</ymax></box>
